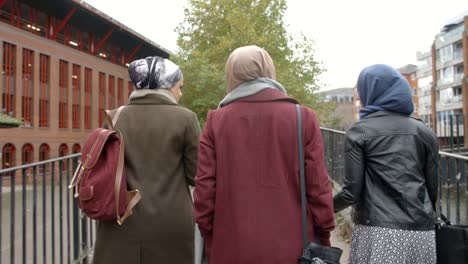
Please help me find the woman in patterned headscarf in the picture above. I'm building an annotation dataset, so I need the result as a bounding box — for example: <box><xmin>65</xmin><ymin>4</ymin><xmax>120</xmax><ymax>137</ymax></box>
<box><xmin>92</xmin><ymin>56</ymin><xmax>200</xmax><ymax>264</ymax></box>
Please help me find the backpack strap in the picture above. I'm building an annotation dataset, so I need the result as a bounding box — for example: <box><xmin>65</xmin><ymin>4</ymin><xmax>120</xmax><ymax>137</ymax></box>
<box><xmin>113</xmin><ymin>129</ymin><xmax>142</xmax><ymax>225</ymax></box>
<box><xmin>105</xmin><ymin>106</ymin><xmax>125</xmax><ymax>130</ymax></box>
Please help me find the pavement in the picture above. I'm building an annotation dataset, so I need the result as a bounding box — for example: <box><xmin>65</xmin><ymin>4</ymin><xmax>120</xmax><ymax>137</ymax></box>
<box><xmin>331</xmin><ymin>230</ymin><xmax>351</xmax><ymax>264</ymax></box>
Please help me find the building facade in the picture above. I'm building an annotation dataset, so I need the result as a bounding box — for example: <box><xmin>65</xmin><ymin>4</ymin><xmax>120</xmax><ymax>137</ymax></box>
<box><xmin>430</xmin><ymin>12</ymin><xmax>468</xmax><ymax>146</ymax></box>
<box><xmin>416</xmin><ymin>51</ymin><xmax>433</xmax><ymax>126</ymax></box>
<box><xmin>0</xmin><ymin>0</ymin><xmax>170</xmax><ymax>168</ymax></box>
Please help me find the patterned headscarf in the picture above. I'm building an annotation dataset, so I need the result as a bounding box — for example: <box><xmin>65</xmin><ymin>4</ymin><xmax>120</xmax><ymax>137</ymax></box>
<box><xmin>128</xmin><ymin>56</ymin><xmax>183</xmax><ymax>89</ymax></box>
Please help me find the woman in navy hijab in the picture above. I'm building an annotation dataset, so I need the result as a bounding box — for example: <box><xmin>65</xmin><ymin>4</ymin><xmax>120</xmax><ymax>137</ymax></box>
<box><xmin>334</xmin><ymin>64</ymin><xmax>438</xmax><ymax>264</ymax></box>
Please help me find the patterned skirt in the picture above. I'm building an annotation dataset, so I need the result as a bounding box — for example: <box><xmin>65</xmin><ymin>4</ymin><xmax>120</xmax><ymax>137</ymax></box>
<box><xmin>348</xmin><ymin>224</ymin><xmax>436</xmax><ymax>264</ymax></box>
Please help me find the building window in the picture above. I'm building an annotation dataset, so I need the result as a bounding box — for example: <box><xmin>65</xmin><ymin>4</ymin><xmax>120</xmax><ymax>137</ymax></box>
<box><xmin>39</xmin><ymin>143</ymin><xmax>50</xmax><ymax>161</ymax></box>
<box><xmin>58</xmin><ymin>144</ymin><xmax>69</xmax><ymax>157</ymax></box>
<box><xmin>99</xmin><ymin>72</ymin><xmax>106</xmax><ymax>126</ymax></box>
<box><xmin>437</xmin><ymin>45</ymin><xmax>453</xmax><ymax>64</ymax></box>
<box><xmin>22</xmin><ymin>143</ymin><xmax>34</xmax><ymax>165</ymax></box>
<box><xmin>2</xmin><ymin>42</ymin><xmax>16</xmax><ymax>116</ymax></box>
<box><xmin>117</xmin><ymin>78</ymin><xmax>124</xmax><ymax>106</ymax></box>
<box><xmin>39</xmin><ymin>54</ymin><xmax>50</xmax><ymax>128</ymax></box>
<box><xmin>72</xmin><ymin>144</ymin><xmax>81</xmax><ymax>154</ymax></box>
<box><xmin>59</xmin><ymin>60</ymin><xmax>69</xmax><ymax>128</ymax></box>
<box><xmin>22</xmin><ymin>48</ymin><xmax>34</xmax><ymax>127</ymax></box>
<box><xmin>84</xmin><ymin>68</ymin><xmax>92</xmax><ymax>129</ymax></box>
<box><xmin>128</xmin><ymin>81</ymin><xmax>133</xmax><ymax>98</ymax></box>
<box><xmin>108</xmin><ymin>75</ymin><xmax>115</xmax><ymax>109</ymax></box>
<box><xmin>72</xmin><ymin>64</ymin><xmax>81</xmax><ymax>129</ymax></box>
<box><xmin>2</xmin><ymin>143</ymin><xmax>16</xmax><ymax>169</ymax></box>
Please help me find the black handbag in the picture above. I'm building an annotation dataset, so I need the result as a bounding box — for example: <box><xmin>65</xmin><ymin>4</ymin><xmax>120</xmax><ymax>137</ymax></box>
<box><xmin>435</xmin><ymin>214</ymin><xmax>468</xmax><ymax>264</ymax></box>
<box><xmin>295</xmin><ymin>104</ymin><xmax>343</xmax><ymax>264</ymax></box>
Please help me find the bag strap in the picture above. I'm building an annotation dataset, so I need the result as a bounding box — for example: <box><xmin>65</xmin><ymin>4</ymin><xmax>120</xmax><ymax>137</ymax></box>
<box><xmin>105</xmin><ymin>106</ymin><xmax>125</xmax><ymax>129</ymax></box>
<box><xmin>103</xmin><ymin>106</ymin><xmax>141</xmax><ymax>225</ymax></box>
<box><xmin>296</xmin><ymin>104</ymin><xmax>308</xmax><ymax>250</ymax></box>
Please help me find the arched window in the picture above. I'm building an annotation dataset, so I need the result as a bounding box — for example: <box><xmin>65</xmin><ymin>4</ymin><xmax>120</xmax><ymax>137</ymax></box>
<box><xmin>22</xmin><ymin>144</ymin><xmax>34</xmax><ymax>165</ymax></box>
<box><xmin>39</xmin><ymin>143</ymin><xmax>50</xmax><ymax>161</ymax></box>
<box><xmin>2</xmin><ymin>143</ymin><xmax>16</xmax><ymax>169</ymax></box>
<box><xmin>59</xmin><ymin>144</ymin><xmax>69</xmax><ymax>157</ymax></box>
<box><xmin>72</xmin><ymin>144</ymin><xmax>81</xmax><ymax>154</ymax></box>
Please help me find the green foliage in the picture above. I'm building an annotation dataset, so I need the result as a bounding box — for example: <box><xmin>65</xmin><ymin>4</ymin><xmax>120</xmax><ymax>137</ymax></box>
<box><xmin>175</xmin><ymin>0</ymin><xmax>334</xmax><ymax>124</ymax></box>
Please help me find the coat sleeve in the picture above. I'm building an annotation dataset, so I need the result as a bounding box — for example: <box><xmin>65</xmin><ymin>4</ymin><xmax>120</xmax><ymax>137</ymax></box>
<box><xmin>304</xmin><ymin>109</ymin><xmax>335</xmax><ymax>246</ymax></box>
<box><xmin>333</xmin><ymin>128</ymin><xmax>365</xmax><ymax>212</ymax></box>
<box><xmin>424</xmin><ymin>132</ymin><xmax>439</xmax><ymax>210</ymax></box>
<box><xmin>184</xmin><ymin>112</ymin><xmax>201</xmax><ymax>186</ymax></box>
<box><xmin>193</xmin><ymin>111</ymin><xmax>216</xmax><ymax>255</ymax></box>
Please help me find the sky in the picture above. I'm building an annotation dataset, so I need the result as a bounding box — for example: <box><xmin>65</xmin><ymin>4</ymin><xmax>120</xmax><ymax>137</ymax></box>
<box><xmin>85</xmin><ymin>0</ymin><xmax>467</xmax><ymax>90</ymax></box>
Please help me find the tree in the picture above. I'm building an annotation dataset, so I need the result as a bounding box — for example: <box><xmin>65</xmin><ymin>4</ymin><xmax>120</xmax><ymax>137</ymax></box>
<box><xmin>175</xmin><ymin>0</ymin><xmax>334</xmax><ymax>124</ymax></box>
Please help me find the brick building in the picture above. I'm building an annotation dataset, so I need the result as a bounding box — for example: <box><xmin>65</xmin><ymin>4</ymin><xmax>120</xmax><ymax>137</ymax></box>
<box><xmin>0</xmin><ymin>0</ymin><xmax>171</xmax><ymax>168</ymax></box>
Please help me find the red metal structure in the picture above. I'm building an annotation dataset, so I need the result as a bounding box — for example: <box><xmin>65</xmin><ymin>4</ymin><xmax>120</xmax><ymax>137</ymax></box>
<box><xmin>108</xmin><ymin>75</ymin><xmax>115</xmax><ymax>109</ymax></box>
<box><xmin>51</xmin><ymin>7</ymin><xmax>77</xmax><ymax>39</ymax></box>
<box><xmin>117</xmin><ymin>78</ymin><xmax>123</xmax><ymax>106</ymax></box>
<box><xmin>59</xmin><ymin>60</ymin><xmax>68</xmax><ymax>128</ymax></box>
<box><xmin>126</xmin><ymin>43</ymin><xmax>143</xmax><ymax>64</ymax></box>
<box><xmin>98</xmin><ymin>72</ymin><xmax>106</xmax><ymax>126</ymax></box>
<box><xmin>2</xmin><ymin>42</ymin><xmax>16</xmax><ymax>116</ymax></box>
<box><xmin>39</xmin><ymin>54</ymin><xmax>49</xmax><ymax>128</ymax></box>
<box><xmin>72</xmin><ymin>64</ymin><xmax>81</xmax><ymax>129</ymax></box>
<box><xmin>84</xmin><ymin>68</ymin><xmax>92</xmax><ymax>129</ymax></box>
<box><xmin>22</xmin><ymin>48</ymin><xmax>33</xmax><ymax>126</ymax></box>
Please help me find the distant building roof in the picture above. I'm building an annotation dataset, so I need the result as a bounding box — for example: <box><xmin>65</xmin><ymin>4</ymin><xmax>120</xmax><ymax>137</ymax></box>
<box><xmin>398</xmin><ymin>64</ymin><xmax>417</xmax><ymax>75</ymax></box>
<box><xmin>20</xmin><ymin>0</ymin><xmax>171</xmax><ymax>59</ymax></box>
<box><xmin>441</xmin><ymin>10</ymin><xmax>468</xmax><ymax>33</ymax></box>
<box><xmin>318</xmin><ymin>87</ymin><xmax>354</xmax><ymax>96</ymax></box>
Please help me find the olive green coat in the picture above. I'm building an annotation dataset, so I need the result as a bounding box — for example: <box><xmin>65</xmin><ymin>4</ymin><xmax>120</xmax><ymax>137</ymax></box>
<box><xmin>92</xmin><ymin>92</ymin><xmax>200</xmax><ymax>264</ymax></box>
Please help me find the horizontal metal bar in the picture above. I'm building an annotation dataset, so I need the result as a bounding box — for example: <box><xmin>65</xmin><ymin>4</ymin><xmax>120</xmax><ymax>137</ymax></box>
<box><xmin>439</xmin><ymin>151</ymin><xmax>468</xmax><ymax>161</ymax></box>
<box><xmin>0</xmin><ymin>153</ymin><xmax>81</xmax><ymax>174</ymax></box>
<box><xmin>320</xmin><ymin>127</ymin><xmax>346</xmax><ymax>135</ymax></box>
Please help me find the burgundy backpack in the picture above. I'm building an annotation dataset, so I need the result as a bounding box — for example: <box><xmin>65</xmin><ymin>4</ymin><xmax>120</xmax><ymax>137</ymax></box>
<box><xmin>69</xmin><ymin>106</ymin><xmax>141</xmax><ymax>225</ymax></box>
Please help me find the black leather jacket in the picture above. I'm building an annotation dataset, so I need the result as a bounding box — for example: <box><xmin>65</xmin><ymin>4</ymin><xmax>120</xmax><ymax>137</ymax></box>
<box><xmin>333</xmin><ymin>111</ymin><xmax>438</xmax><ymax>231</ymax></box>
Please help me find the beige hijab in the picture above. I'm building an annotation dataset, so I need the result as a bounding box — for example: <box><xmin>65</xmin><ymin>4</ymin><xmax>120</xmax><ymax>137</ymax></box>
<box><xmin>225</xmin><ymin>45</ymin><xmax>276</xmax><ymax>92</ymax></box>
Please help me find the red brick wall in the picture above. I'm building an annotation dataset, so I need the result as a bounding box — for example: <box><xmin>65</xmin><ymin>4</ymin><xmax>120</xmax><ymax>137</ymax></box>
<box><xmin>0</xmin><ymin>22</ymin><xmax>132</xmax><ymax>166</ymax></box>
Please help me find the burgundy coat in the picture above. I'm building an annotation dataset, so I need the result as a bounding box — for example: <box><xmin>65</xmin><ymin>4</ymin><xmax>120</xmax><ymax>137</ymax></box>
<box><xmin>193</xmin><ymin>89</ymin><xmax>335</xmax><ymax>264</ymax></box>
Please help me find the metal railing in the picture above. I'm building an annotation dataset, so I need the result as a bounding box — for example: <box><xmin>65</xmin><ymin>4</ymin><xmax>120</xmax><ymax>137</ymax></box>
<box><xmin>0</xmin><ymin>154</ymin><xmax>95</xmax><ymax>264</ymax></box>
<box><xmin>321</xmin><ymin>128</ymin><xmax>468</xmax><ymax>225</ymax></box>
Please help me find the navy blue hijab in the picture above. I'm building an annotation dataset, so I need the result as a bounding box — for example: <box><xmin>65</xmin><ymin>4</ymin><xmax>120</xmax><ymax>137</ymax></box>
<box><xmin>357</xmin><ymin>64</ymin><xmax>414</xmax><ymax>119</ymax></box>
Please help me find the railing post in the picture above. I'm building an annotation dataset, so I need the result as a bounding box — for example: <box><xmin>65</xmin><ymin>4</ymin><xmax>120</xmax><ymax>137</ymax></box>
<box><xmin>72</xmin><ymin>158</ymin><xmax>80</xmax><ymax>263</ymax></box>
<box><xmin>11</xmin><ymin>168</ymin><xmax>16</xmax><ymax>264</ymax></box>
<box><xmin>450</xmin><ymin>115</ymin><xmax>454</xmax><ymax>151</ymax></box>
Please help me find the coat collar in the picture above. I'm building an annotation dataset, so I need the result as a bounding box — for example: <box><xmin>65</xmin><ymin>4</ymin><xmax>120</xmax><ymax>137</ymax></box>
<box><xmin>234</xmin><ymin>89</ymin><xmax>299</xmax><ymax>104</ymax></box>
<box><xmin>128</xmin><ymin>93</ymin><xmax>178</xmax><ymax>106</ymax></box>
<box><xmin>364</xmin><ymin>110</ymin><xmax>421</xmax><ymax>121</ymax></box>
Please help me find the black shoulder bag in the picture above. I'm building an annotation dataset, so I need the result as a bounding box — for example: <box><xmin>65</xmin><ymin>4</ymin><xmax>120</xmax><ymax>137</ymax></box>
<box><xmin>295</xmin><ymin>104</ymin><xmax>343</xmax><ymax>264</ymax></box>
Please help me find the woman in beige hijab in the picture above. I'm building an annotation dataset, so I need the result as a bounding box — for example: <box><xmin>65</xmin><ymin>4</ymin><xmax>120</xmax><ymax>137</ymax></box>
<box><xmin>194</xmin><ymin>46</ymin><xmax>335</xmax><ymax>263</ymax></box>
